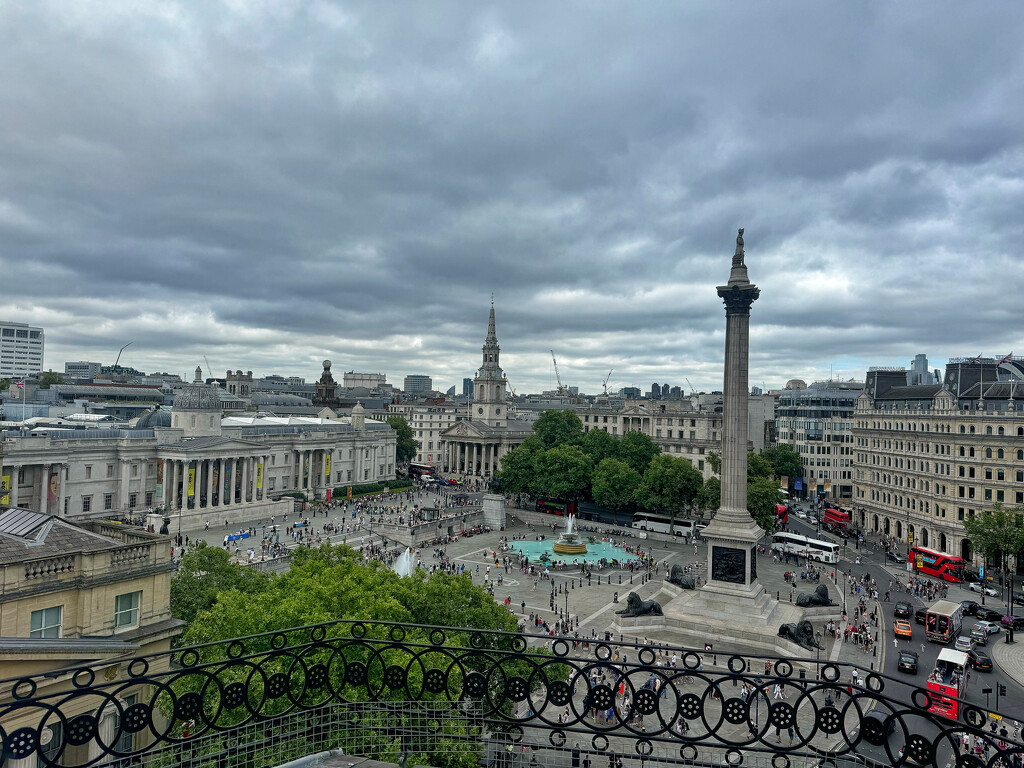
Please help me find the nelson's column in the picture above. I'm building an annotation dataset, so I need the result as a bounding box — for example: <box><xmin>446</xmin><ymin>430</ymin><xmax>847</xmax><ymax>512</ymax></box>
<box><xmin>700</xmin><ymin>228</ymin><xmax>767</xmax><ymax>602</ymax></box>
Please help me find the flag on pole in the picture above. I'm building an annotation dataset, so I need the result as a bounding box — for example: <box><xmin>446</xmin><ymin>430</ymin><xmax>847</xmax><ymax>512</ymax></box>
<box><xmin>15</xmin><ymin>380</ymin><xmax>24</xmax><ymax>389</ymax></box>
<box><xmin>998</xmin><ymin>352</ymin><xmax>1013</xmax><ymax>364</ymax></box>
<box><xmin>971</xmin><ymin>354</ymin><xmax>983</xmax><ymax>363</ymax></box>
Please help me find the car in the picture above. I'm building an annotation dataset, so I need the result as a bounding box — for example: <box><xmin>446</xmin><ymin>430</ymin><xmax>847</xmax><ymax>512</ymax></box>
<box><xmin>894</xmin><ymin>619</ymin><xmax>913</xmax><ymax>638</ymax></box>
<box><xmin>796</xmin><ymin>510</ymin><xmax>808</xmax><ymax>520</ymax></box>
<box><xmin>969</xmin><ymin>582</ymin><xmax>1000</xmax><ymax>597</ymax></box>
<box><xmin>960</xmin><ymin>600</ymin><xmax>979</xmax><ymax>616</ymax></box>
<box><xmin>914</xmin><ymin>608</ymin><xmax>927</xmax><ymax>625</ymax></box>
<box><xmin>976</xmin><ymin>607</ymin><xmax>1003</xmax><ymax>622</ymax></box>
<box><xmin>1014</xmin><ymin>594</ymin><xmax>1024</xmax><ymax>607</ymax></box>
<box><xmin>887</xmin><ymin>550</ymin><xmax>907</xmax><ymax>564</ymax></box>
<box><xmin>893</xmin><ymin>602</ymin><xmax>913</xmax><ymax>620</ymax></box>
<box><xmin>968</xmin><ymin>647</ymin><xmax>993</xmax><ymax>672</ymax></box>
<box><xmin>970</xmin><ymin>625</ymin><xmax>990</xmax><ymax>645</ymax></box>
<box><xmin>1001</xmin><ymin>615</ymin><xmax>1024</xmax><ymax>630</ymax></box>
<box><xmin>896</xmin><ymin>650</ymin><xmax>919</xmax><ymax>674</ymax></box>
<box><xmin>954</xmin><ymin>635</ymin><xmax>973</xmax><ymax>652</ymax></box>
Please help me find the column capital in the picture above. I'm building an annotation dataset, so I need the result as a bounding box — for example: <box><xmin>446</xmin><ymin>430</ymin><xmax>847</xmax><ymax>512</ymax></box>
<box><xmin>716</xmin><ymin>283</ymin><xmax>760</xmax><ymax>315</ymax></box>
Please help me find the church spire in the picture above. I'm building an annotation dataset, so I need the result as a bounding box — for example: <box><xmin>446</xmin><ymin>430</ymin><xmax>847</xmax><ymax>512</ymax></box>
<box><xmin>487</xmin><ymin>297</ymin><xmax>497</xmax><ymax>343</ymax></box>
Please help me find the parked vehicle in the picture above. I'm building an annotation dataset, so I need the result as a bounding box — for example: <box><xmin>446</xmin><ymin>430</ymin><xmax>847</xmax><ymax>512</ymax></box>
<box><xmin>968</xmin><ymin>582</ymin><xmax>1000</xmax><ymax>597</ymax></box>
<box><xmin>887</xmin><ymin>550</ymin><xmax>907</xmax><ymax>564</ymax></box>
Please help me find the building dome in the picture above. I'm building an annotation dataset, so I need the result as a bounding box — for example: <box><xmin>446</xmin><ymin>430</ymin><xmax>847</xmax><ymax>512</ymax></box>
<box><xmin>173</xmin><ymin>383</ymin><xmax>221</xmax><ymax>412</ymax></box>
<box><xmin>136</xmin><ymin>407</ymin><xmax>172</xmax><ymax>429</ymax></box>
<box><xmin>785</xmin><ymin>379</ymin><xmax>808</xmax><ymax>390</ymax></box>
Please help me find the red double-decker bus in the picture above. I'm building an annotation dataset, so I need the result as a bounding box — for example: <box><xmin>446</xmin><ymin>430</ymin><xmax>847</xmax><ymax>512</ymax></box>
<box><xmin>910</xmin><ymin>546</ymin><xmax>966</xmax><ymax>583</ymax></box>
<box><xmin>775</xmin><ymin>504</ymin><xmax>789</xmax><ymax>526</ymax></box>
<box><xmin>927</xmin><ymin>648</ymin><xmax>969</xmax><ymax>719</ymax></box>
<box><xmin>535</xmin><ymin>499</ymin><xmax>576</xmax><ymax>516</ymax></box>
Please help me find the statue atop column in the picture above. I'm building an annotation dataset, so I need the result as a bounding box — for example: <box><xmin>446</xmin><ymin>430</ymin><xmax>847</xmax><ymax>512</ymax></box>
<box><xmin>732</xmin><ymin>228</ymin><xmax>745</xmax><ymax>268</ymax></box>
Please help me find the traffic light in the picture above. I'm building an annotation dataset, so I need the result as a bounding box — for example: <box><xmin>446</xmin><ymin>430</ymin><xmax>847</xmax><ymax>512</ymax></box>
<box><xmin>999</xmin><ymin>684</ymin><xmax>1007</xmax><ymax>697</ymax></box>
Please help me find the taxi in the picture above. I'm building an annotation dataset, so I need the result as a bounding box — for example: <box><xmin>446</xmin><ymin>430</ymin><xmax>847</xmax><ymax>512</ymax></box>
<box><xmin>893</xmin><ymin>618</ymin><xmax>913</xmax><ymax>639</ymax></box>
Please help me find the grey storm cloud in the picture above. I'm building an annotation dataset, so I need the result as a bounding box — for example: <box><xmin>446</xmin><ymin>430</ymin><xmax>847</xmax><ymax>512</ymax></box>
<box><xmin>1</xmin><ymin>2</ymin><xmax>1023</xmax><ymax>393</ymax></box>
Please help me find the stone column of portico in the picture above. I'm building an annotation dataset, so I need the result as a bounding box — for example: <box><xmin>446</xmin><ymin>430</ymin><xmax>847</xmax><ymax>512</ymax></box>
<box><xmin>55</xmin><ymin>463</ymin><xmax>67</xmax><ymax>516</ymax></box>
<box><xmin>205</xmin><ymin>459</ymin><xmax>214</xmax><ymax>509</ymax></box>
<box><xmin>118</xmin><ymin>459</ymin><xmax>130</xmax><ymax>511</ymax></box>
<box><xmin>700</xmin><ymin>228</ymin><xmax>764</xmax><ymax>598</ymax></box>
<box><xmin>249</xmin><ymin>456</ymin><xmax>257</xmax><ymax>500</ymax></box>
<box><xmin>138</xmin><ymin>459</ymin><xmax>147</xmax><ymax>510</ymax></box>
<box><xmin>240</xmin><ymin>457</ymin><xmax>250</xmax><ymax>504</ymax></box>
<box><xmin>38</xmin><ymin>463</ymin><xmax>50</xmax><ymax>513</ymax></box>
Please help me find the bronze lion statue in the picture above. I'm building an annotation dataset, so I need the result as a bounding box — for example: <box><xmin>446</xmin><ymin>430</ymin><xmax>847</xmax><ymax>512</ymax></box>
<box><xmin>778</xmin><ymin>619</ymin><xmax>822</xmax><ymax>651</ymax></box>
<box><xmin>615</xmin><ymin>591</ymin><xmax>663</xmax><ymax>618</ymax></box>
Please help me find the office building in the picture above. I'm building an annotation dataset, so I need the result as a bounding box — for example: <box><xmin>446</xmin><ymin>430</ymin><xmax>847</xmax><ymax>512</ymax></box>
<box><xmin>463</xmin><ymin>378</ymin><xmax>473</xmax><ymax>397</ymax></box>
<box><xmin>403</xmin><ymin>375</ymin><xmax>433</xmax><ymax>394</ymax></box>
<box><xmin>64</xmin><ymin>361</ymin><xmax>103</xmax><ymax>379</ymax></box>
<box><xmin>0</xmin><ymin>320</ymin><xmax>44</xmax><ymax>379</ymax></box>
<box><xmin>343</xmin><ymin>372</ymin><xmax>387</xmax><ymax>390</ymax></box>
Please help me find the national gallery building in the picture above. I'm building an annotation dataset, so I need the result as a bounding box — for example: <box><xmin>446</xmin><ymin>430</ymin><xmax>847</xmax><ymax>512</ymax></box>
<box><xmin>0</xmin><ymin>379</ymin><xmax>396</xmax><ymax>520</ymax></box>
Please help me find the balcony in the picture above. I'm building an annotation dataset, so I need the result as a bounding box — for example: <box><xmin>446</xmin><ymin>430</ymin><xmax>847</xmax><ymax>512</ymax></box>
<box><xmin>0</xmin><ymin>620</ymin><xmax>1018</xmax><ymax>768</ymax></box>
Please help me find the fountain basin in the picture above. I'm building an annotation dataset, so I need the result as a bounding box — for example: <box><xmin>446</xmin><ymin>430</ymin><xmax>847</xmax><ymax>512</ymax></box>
<box><xmin>552</xmin><ymin>540</ymin><xmax>588</xmax><ymax>554</ymax></box>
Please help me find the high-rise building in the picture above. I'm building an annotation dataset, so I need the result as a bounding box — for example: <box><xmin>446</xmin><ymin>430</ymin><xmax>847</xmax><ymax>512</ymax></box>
<box><xmin>0</xmin><ymin>321</ymin><xmax>44</xmax><ymax>379</ymax></box>
<box><xmin>343</xmin><ymin>372</ymin><xmax>387</xmax><ymax>389</ymax></box>
<box><xmin>661</xmin><ymin>383</ymin><xmax>670</xmax><ymax>398</ymax></box>
<box><xmin>403</xmin><ymin>375</ymin><xmax>433</xmax><ymax>394</ymax></box>
<box><xmin>908</xmin><ymin>353</ymin><xmax>940</xmax><ymax>385</ymax></box>
<box><xmin>463</xmin><ymin>378</ymin><xmax>473</xmax><ymax>397</ymax></box>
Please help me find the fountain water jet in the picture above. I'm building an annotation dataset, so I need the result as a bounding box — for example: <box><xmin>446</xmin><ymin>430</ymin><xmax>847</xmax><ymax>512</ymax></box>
<box><xmin>392</xmin><ymin>547</ymin><xmax>415</xmax><ymax>578</ymax></box>
<box><xmin>552</xmin><ymin>514</ymin><xmax>588</xmax><ymax>555</ymax></box>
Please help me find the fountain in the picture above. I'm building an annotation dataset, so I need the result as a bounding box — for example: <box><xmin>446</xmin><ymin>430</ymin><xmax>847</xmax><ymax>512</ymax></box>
<box><xmin>552</xmin><ymin>514</ymin><xmax>588</xmax><ymax>555</ymax></box>
<box><xmin>392</xmin><ymin>547</ymin><xmax>415</xmax><ymax>578</ymax></box>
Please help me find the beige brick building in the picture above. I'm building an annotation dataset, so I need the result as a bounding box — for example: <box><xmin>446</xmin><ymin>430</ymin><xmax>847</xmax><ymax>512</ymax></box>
<box><xmin>0</xmin><ymin>508</ymin><xmax>180</xmax><ymax>765</ymax></box>
<box><xmin>852</xmin><ymin>366</ymin><xmax>1024</xmax><ymax>563</ymax></box>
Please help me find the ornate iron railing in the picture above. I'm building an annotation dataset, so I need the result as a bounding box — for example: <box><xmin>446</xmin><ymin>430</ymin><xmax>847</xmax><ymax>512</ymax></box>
<box><xmin>0</xmin><ymin>620</ymin><xmax>1020</xmax><ymax>768</ymax></box>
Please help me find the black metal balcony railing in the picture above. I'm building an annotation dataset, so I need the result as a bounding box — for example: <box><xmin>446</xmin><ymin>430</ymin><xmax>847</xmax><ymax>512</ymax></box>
<box><xmin>1</xmin><ymin>620</ymin><xmax>1020</xmax><ymax>768</ymax></box>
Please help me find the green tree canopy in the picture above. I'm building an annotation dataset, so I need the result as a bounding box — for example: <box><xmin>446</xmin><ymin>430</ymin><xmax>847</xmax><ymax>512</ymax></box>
<box><xmin>531</xmin><ymin>445</ymin><xmax>593</xmax><ymax>500</ymax></box>
<box><xmin>591</xmin><ymin>458</ymin><xmax>642</xmax><ymax>510</ymax></box>
<box><xmin>37</xmin><ymin>371</ymin><xmax>64</xmax><ymax>389</ymax></box>
<box><xmin>962</xmin><ymin>503</ymin><xmax>1024</xmax><ymax>564</ymax></box>
<box><xmin>386</xmin><ymin>415</ymin><xmax>419</xmax><ymax>463</ymax></box>
<box><xmin>706</xmin><ymin>451</ymin><xmax>722</xmax><ymax>476</ymax></box>
<box><xmin>618</xmin><ymin>431</ymin><xmax>661</xmax><ymax>474</ymax></box>
<box><xmin>170</xmin><ymin>542</ymin><xmax>271</xmax><ymax>628</ymax></box>
<box><xmin>532</xmin><ymin>409</ymin><xmax>584</xmax><ymax>448</ymax></box>
<box><xmin>697</xmin><ymin>476</ymin><xmax>721</xmax><ymax>514</ymax></box>
<box><xmin>497</xmin><ymin>438</ymin><xmax>543</xmax><ymax>494</ymax></box>
<box><xmin>634</xmin><ymin>455</ymin><xmax>703</xmax><ymax>527</ymax></box>
<box><xmin>760</xmin><ymin>445</ymin><xmax>804</xmax><ymax>486</ymax></box>
<box><xmin>747</xmin><ymin>451</ymin><xmax>774</xmax><ymax>481</ymax></box>
<box><xmin>747</xmin><ymin>476</ymin><xmax>782</xmax><ymax>533</ymax></box>
<box><xmin>580</xmin><ymin>428</ymin><xmax>620</xmax><ymax>465</ymax></box>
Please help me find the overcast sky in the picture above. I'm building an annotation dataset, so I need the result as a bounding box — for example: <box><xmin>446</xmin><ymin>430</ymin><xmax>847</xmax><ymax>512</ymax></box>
<box><xmin>2</xmin><ymin>3</ymin><xmax>1023</xmax><ymax>394</ymax></box>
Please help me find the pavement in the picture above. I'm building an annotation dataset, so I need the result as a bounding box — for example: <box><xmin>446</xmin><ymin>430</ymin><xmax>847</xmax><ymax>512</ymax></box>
<box><xmin>990</xmin><ymin>636</ymin><xmax>1024</xmax><ymax>688</ymax></box>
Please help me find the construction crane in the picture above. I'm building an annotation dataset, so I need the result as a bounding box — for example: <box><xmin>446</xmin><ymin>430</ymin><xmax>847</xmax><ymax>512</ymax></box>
<box><xmin>602</xmin><ymin>369</ymin><xmax>613</xmax><ymax>396</ymax></box>
<box><xmin>112</xmin><ymin>341</ymin><xmax>133</xmax><ymax>371</ymax></box>
<box><xmin>203</xmin><ymin>355</ymin><xmax>213</xmax><ymax>381</ymax></box>
<box><xmin>550</xmin><ymin>350</ymin><xmax>566</xmax><ymax>395</ymax></box>
<box><xmin>685</xmin><ymin>377</ymin><xmax>696</xmax><ymax>396</ymax></box>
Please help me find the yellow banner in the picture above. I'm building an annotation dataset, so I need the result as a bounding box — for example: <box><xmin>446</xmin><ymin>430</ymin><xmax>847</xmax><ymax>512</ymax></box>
<box><xmin>187</xmin><ymin>468</ymin><xmax>195</xmax><ymax>496</ymax></box>
<box><xmin>824</xmin><ymin>480</ymin><xmax>832</xmax><ymax>493</ymax></box>
<box><xmin>325</xmin><ymin>453</ymin><xmax>332</xmax><ymax>480</ymax></box>
<box><xmin>0</xmin><ymin>474</ymin><xmax>9</xmax><ymax>506</ymax></box>
<box><xmin>780</xmin><ymin>475</ymin><xmax>788</xmax><ymax>490</ymax></box>
<box><xmin>256</xmin><ymin>462</ymin><xmax>263</xmax><ymax>490</ymax></box>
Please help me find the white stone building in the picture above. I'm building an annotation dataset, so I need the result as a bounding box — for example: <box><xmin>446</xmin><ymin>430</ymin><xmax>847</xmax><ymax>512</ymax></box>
<box><xmin>0</xmin><ymin>380</ymin><xmax>396</xmax><ymax>519</ymax></box>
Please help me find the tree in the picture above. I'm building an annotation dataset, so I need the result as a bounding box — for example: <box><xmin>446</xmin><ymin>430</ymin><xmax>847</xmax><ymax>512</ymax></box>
<box><xmin>591</xmin><ymin>458</ymin><xmax>642</xmax><ymax>510</ymax></box>
<box><xmin>634</xmin><ymin>455</ymin><xmax>703</xmax><ymax>533</ymax></box>
<box><xmin>386</xmin><ymin>415</ymin><xmax>419</xmax><ymax>463</ymax></box>
<box><xmin>170</xmin><ymin>542</ymin><xmax>271</xmax><ymax>628</ymax></box>
<box><xmin>963</xmin><ymin>503</ymin><xmax>1024</xmax><ymax>577</ymax></box>
<box><xmin>531</xmin><ymin>445</ymin><xmax>593</xmax><ymax>501</ymax></box>
<box><xmin>747</xmin><ymin>451</ymin><xmax>773</xmax><ymax>482</ymax></box>
<box><xmin>747</xmin><ymin>476</ymin><xmax>782</xmax><ymax>533</ymax></box>
<box><xmin>532</xmin><ymin>410</ymin><xmax>583</xmax><ymax>448</ymax></box>
<box><xmin>697</xmin><ymin>476</ymin><xmax>721</xmax><ymax>514</ymax></box>
<box><xmin>760</xmin><ymin>445</ymin><xmax>803</xmax><ymax>487</ymax></box>
<box><xmin>497</xmin><ymin>438</ymin><xmax>542</xmax><ymax>495</ymax></box>
<box><xmin>618</xmin><ymin>431</ymin><xmax>661</xmax><ymax>474</ymax></box>
<box><xmin>0</xmin><ymin>378</ymin><xmax>10</xmax><ymax>392</ymax></box>
<box><xmin>37</xmin><ymin>371</ymin><xmax>64</xmax><ymax>389</ymax></box>
<box><xmin>706</xmin><ymin>451</ymin><xmax>722</xmax><ymax>476</ymax></box>
<box><xmin>580</xmin><ymin>428</ymin><xmax>620</xmax><ymax>466</ymax></box>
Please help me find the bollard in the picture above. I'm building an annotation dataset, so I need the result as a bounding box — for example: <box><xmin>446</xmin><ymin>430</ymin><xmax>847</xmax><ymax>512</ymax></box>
<box><xmin>873</xmin><ymin>647</ymin><xmax>876</xmax><ymax>657</ymax></box>
<box><xmin>799</xmin><ymin>670</ymin><xmax>806</xmax><ymax>679</ymax></box>
<box><xmin>619</xmin><ymin>574</ymin><xmax>622</xmax><ymax>585</ymax></box>
<box><xmin>631</xmin><ymin>574</ymin><xmax>634</xmax><ymax>584</ymax></box>
<box><xmin>870</xmin><ymin>662</ymin><xmax>874</xmax><ymax>671</ymax></box>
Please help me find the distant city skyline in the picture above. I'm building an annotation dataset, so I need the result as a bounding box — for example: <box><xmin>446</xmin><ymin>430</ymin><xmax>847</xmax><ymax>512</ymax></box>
<box><xmin>1</xmin><ymin>5</ymin><xmax>1022</xmax><ymax>394</ymax></box>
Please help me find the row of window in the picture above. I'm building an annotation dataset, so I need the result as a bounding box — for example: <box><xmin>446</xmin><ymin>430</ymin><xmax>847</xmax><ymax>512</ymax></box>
<box><xmin>860</xmin><ymin>418</ymin><xmax>1024</xmax><ymax>437</ymax></box>
<box><xmin>30</xmin><ymin>591</ymin><xmax>140</xmax><ymax>638</ymax></box>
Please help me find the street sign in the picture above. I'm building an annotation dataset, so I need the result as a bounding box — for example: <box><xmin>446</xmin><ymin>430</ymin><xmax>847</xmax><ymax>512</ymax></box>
<box><xmin>979</xmin><ymin>565</ymin><xmax>985</xmax><ymax>580</ymax></box>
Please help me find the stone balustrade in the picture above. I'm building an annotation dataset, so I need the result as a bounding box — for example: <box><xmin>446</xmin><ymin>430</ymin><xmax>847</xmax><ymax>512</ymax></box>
<box><xmin>24</xmin><ymin>554</ymin><xmax>76</xmax><ymax>579</ymax></box>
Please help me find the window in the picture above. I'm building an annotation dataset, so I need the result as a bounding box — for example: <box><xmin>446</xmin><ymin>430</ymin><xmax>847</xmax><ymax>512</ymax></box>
<box><xmin>115</xmin><ymin>694</ymin><xmax>138</xmax><ymax>754</ymax></box>
<box><xmin>145</xmin><ymin>491</ymin><xmax>154</xmax><ymax>506</ymax></box>
<box><xmin>129</xmin><ymin>493</ymin><xmax>137</xmax><ymax>509</ymax></box>
<box><xmin>104</xmin><ymin>493</ymin><xmax>114</xmax><ymax>510</ymax></box>
<box><xmin>85</xmin><ymin>465</ymin><xmax>92</xmax><ymax>479</ymax></box>
<box><xmin>82</xmin><ymin>496</ymin><xmax>92</xmax><ymax>513</ymax></box>
<box><xmin>30</xmin><ymin>606</ymin><xmax>62</xmax><ymax>638</ymax></box>
<box><xmin>114</xmin><ymin>591</ymin><xmax>141</xmax><ymax>629</ymax></box>
<box><xmin>106</xmin><ymin>464</ymin><xmax>114</xmax><ymax>478</ymax></box>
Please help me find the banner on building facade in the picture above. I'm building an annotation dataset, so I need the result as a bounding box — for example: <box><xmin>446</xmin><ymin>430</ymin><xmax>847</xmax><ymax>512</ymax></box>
<box><xmin>256</xmin><ymin>462</ymin><xmax>263</xmax><ymax>490</ymax></box>
<box><xmin>780</xmin><ymin>475</ymin><xmax>788</xmax><ymax>490</ymax></box>
<box><xmin>347</xmin><ymin>485</ymin><xmax>352</xmax><ymax>501</ymax></box>
<box><xmin>324</xmin><ymin>453</ymin><xmax>331</xmax><ymax>481</ymax></box>
<box><xmin>0</xmin><ymin>475</ymin><xmax>9</xmax><ymax>506</ymax></box>
<box><xmin>824</xmin><ymin>480</ymin><xmax>832</xmax><ymax>494</ymax></box>
<box><xmin>187</xmin><ymin>468</ymin><xmax>196</xmax><ymax>497</ymax></box>
<box><xmin>794</xmin><ymin>478</ymin><xmax>803</xmax><ymax>491</ymax></box>
<box><xmin>155</xmin><ymin>459</ymin><xmax>164</xmax><ymax>499</ymax></box>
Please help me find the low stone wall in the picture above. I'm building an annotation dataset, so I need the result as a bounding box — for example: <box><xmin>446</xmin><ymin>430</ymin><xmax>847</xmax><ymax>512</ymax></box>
<box><xmin>375</xmin><ymin>508</ymin><xmax>485</xmax><ymax>547</ymax></box>
<box><xmin>156</xmin><ymin>498</ymin><xmax>294</xmax><ymax>532</ymax></box>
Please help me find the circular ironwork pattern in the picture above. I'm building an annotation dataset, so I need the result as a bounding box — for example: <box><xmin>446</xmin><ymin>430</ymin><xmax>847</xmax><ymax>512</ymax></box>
<box><xmin>67</xmin><ymin>715</ymin><xmax>97</xmax><ymax>746</ymax></box>
<box><xmin>0</xmin><ymin>619</ymin><xmax>1019</xmax><ymax>768</ymax></box>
